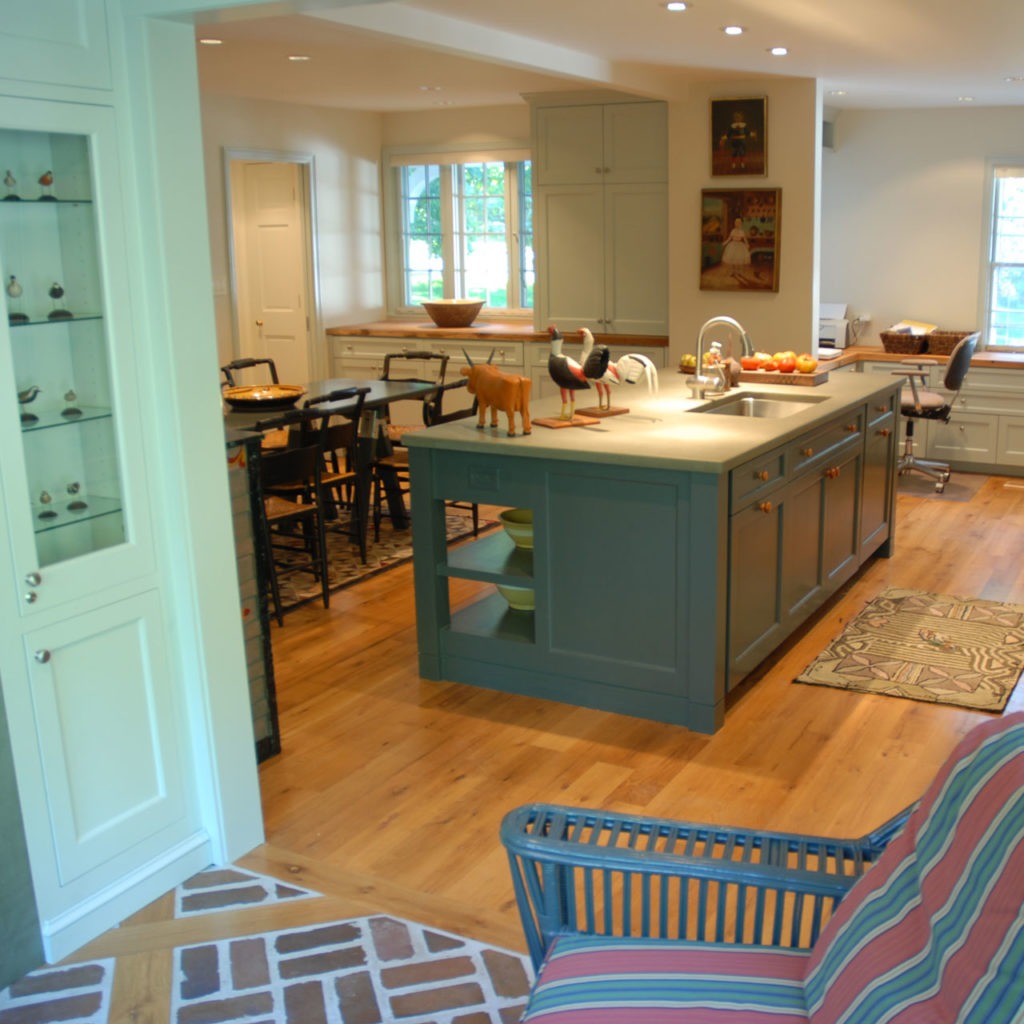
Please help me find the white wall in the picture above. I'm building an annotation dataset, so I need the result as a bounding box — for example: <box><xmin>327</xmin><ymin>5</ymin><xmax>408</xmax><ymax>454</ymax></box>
<box><xmin>381</xmin><ymin>104</ymin><xmax>529</xmax><ymax>148</ymax></box>
<box><xmin>199</xmin><ymin>94</ymin><xmax>385</xmax><ymax>369</ymax></box>
<box><xmin>821</xmin><ymin>106</ymin><xmax>1024</xmax><ymax>345</ymax></box>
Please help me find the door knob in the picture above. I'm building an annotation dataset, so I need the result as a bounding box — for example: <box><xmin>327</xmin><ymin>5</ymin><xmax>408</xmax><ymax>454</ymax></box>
<box><xmin>25</xmin><ymin>571</ymin><xmax>41</xmax><ymax>586</ymax></box>
<box><xmin>255</xmin><ymin>319</ymin><xmax>264</xmax><ymax>327</ymax></box>
<box><xmin>34</xmin><ymin>650</ymin><xmax>51</xmax><ymax>663</ymax></box>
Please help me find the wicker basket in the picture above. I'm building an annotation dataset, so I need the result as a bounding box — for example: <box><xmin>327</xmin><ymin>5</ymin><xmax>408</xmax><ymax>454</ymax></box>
<box><xmin>923</xmin><ymin>330</ymin><xmax>974</xmax><ymax>356</ymax></box>
<box><xmin>880</xmin><ymin>331</ymin><xmax>928</xmax><ymax>355</ymax></box>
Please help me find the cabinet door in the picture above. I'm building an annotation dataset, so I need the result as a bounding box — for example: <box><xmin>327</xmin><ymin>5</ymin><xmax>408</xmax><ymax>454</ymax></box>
<box><xmin>603</xmin><ymin>103</ymin><xmax>668</xmax><ymax>183</ymax></box>
<box><xmin>728</xmin><ymin>496</ymin><xmax>784</xmax><ymax>685</ymax></box>
<box><xmin>21</xmin><ymin>591</ymin><xmax>187</xmax><ymax>888</ymax></box>
<box><xmin>604</xmin><ymin>184</ymin><xmax>668</xmax><ymax>334</ymax></box>
<box><xmin>533</xmin><ymin>105</ymin><xmax>604</xmax><ymax>185</ymax></box>
<box><xmin>781</xmin><ymin>471</ymin><xmax>824</xmax><ymax>623</ymax></box>
<box><xmin>822</xmin><ymin>449</ymin><xmax>862</xmax><ymax>589</ymax></box>
<box><xmin>997</xmin><ymin>414</ymin><xmax>1024</xmax><ymax>467</ymax></box>
<box><xmin>861</xmin><ymin>410</ymin><xmax>896</xmax><ymax>556</ymax></box>
<box><xmin>927</xmin><ymin>414</ymin><xmax>998</xmax><ymax>465</ymax></box>
<box><xmin>0</xmin><ymin>99</ymin><xmax>153</xmax><ymax>616</ymax></box>
<box><xmin>534</xmin><ymin>184</ymin><xmax>605</xmax><ymax>332</ymax></box>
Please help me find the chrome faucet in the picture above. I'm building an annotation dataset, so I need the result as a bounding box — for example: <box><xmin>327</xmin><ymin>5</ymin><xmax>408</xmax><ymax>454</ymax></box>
<box><xmin>689</xmin><ymin>315</ymin><xmax>754</xmax><ymax>398</ymax></box>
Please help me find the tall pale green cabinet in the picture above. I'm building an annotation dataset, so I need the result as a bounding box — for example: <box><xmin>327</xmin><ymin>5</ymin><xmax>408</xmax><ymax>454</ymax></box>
<box><xmin>0</xmin><ymin>0</ymin><xmax>265</xmax><ymax>984</ymax></box>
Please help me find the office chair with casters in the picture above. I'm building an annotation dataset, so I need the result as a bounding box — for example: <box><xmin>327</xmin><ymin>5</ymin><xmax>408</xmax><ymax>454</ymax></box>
<box><xmin>220</xmin><ymin>356</ymin><xmax>279</xmax><ymax>388</ymax></box>
<box><xmin>894</xmin><ymin>330</ymin><xmax>978</xmax><ymax>493</ymax></box>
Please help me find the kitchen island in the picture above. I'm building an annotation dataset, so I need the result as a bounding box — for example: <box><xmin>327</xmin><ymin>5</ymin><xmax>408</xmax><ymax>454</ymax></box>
<box><xmin>405</xmin><ymin>369</ymin><xmax>901</xmax><ymax>733</ymax></box>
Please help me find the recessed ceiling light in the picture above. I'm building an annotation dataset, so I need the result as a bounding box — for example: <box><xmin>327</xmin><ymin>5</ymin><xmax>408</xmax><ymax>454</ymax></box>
<box><xmin>287</xmin><ymin>54</ymin><xmax>311</xmax><ymax>62</ymax></box>
<box><xmin>198</xmin><ymin>38</ymin><xmax>223</xmax><ymax>46</ymax></box>
<box><xmin>1004</xmin><ymin>76</ymin><xmax>1024</xmax><ymax>83</ymax></box>
<box><xmin>768</xmin><ymin>46</ymin><xmax>788</xmax><ymax>57</ymax></box>
<box><xmin>957</xmin><ymin>95</ymin><xmax>975</xmax><ymax>102</ymax></box>
<box><xmin>418</xmin><ymin>85</ymin><xmax>443</xmax><ymax>92</ymax></box>
<box><xmin>828</xmin><ymin>89</ymin><xmax>847</xmax><ymax>97</ymax></box>
<box><xmin>665</xmin><ymin>2</ymin><xmax>689</xmax><ymax>11</ymax></box>
<box><xmin>722</xmin><ymin>25</ymin><xmax>745</xmax><ymax>36</ymax></box>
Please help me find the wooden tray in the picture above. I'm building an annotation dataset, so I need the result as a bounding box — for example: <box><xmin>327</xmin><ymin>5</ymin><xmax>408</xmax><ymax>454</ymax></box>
<box><xmin>738</xmin><ymin>367</ymin><xmax>830</xmax><ymax>387</ymax></box>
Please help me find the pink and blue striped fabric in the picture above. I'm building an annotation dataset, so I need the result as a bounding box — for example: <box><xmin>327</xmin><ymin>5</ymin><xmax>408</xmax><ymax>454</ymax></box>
<box><xmin>804</xmin><ymin>712</ymin><xmax>1024</xmax><ymax>1023</ymax></box>
<box><xmin>519</xmin><ymin>713</ymin><xmax>1024</xmax><ymax>1024</ymax></box>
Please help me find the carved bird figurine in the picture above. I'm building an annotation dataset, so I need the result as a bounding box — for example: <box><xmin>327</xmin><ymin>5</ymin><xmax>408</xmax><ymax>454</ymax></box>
<box><xmin>38</xmin><ymin>170</ymin><xmax>53</xmax><ymax>188</ymax></box>
<box><xmin>547</xmin><ymin>325</ymin><xmax>595</xmax><ymax>420</ymax></box>
<box><xmin>579</xmin><ymin>327</ymin><xmax>660</xmax><ymax>410</ymax></box>
<box><xmin>18</xmin><ymin>385</ymin><xmax>41</xmax><ymax>405</ymax></box>
<box><xmin>49</xmin><ymin>282</ymin><xmax>64</xmax><ymax>301</ymax></box>
<box><xmin>6</xmin><ymin>275</ymin><xmax>22</xmax><ymax>299</ymax></box>
<box><xmin>3</xmin><ymin>170</ymin><xmax>16</xmax><ymax>195</ymax></box>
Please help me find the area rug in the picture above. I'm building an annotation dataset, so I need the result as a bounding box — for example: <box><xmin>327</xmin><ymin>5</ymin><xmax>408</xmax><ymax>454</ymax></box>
<box><xmin>796</xmin><ymin>587</ymin><xmax>1024</xmax><ymax>711</ymax></box>
<box><xmin>277</xmin><ymin>509</ymin><xmax>495</xmax><ymax>608</ymax></box>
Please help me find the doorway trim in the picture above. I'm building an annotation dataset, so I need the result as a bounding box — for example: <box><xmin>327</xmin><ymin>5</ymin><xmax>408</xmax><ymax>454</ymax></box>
<box><xmin>223</xmin><ymin>148</ymin><xmax>324</xmax><ymax>379</ymax></box>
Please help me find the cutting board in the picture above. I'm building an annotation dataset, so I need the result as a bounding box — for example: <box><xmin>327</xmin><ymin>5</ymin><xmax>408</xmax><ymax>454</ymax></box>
<box><xmin>738</xmin><ymin>367</ymin><xmax>830</xmax><ymax>386</ymax></box>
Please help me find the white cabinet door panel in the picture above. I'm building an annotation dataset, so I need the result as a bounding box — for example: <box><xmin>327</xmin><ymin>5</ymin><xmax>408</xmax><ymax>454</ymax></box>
<box><xmin>25</xmin><ymin>591</ymin><xmax>184</xmax><ymax>885</ymax></box>
<box><xmin>605</xmin><ymin>184</ymin><xmax>668</xmax><ymax>335</ymax></box>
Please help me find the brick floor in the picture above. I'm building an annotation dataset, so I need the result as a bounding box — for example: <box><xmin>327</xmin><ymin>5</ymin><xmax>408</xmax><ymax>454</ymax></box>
<box><xmin>175</xmin><ymin>866</ymin><xmax>321</xmax><ymax>918</ymax></box>
<box><xmin>171</xmin><ymin>915</ymin><xmax>532</xmax><ymax>1024</ymax></box>
<box><xmin>0</xmin><ymin>960</ymin><xmax>114</xmax><ymax>1024</ymax></box>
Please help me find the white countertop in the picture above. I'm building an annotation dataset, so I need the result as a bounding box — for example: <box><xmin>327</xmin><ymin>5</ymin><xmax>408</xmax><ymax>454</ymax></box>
<box><xmin>404</xmin><ymin>369</ymin><xmax>897</xmax><ymax>474</ymax></box>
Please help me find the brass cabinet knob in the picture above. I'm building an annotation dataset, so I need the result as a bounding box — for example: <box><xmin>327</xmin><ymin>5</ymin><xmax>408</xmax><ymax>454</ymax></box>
<box><xmin>756</xmin><ymin>470</ymin><xmax>769</xmax><ymax>481</ymax></box>
<box><xmin>801</xmin><ymin>447</ymin><xmax>814</xmax><ymax>457</ymax></box>
<box><xmin>758</xmin><ymin>501</ymin><xmax>773</xmax><ymax>513</ymax></box>
<box><xmin>878</xmin><ymin>428</ymin><xmax>892</xmax><ymax>437</ymax></box>
<box><xmin>825</xmin><ymin>466</ymin><xmax>841</xmax><ymax>479</ymax></box>
<box><xmin>844</xmin><ymin>423</ymin><xmax>858</xmax><ymax>433</ymax></box>
<box><xmin>255</xmin><ymin>319</ymin><xmax>264</xmax><ymax>327</ymax></box>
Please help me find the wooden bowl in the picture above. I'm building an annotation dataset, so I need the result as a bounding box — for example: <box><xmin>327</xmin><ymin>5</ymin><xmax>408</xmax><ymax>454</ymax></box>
<box><xmin>422</xmin><ymin>299</ymin><xmax>484</xmax><ymax>328</ymax></box>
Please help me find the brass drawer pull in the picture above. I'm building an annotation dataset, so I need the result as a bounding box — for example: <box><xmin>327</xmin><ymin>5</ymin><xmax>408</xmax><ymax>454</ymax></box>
<box><xmin>758</xmin><ymin>501</ymin><xmax>773</xmax><ymax>513</ymax></box>
<box><xmin>825</xmin><ymin>466</ymin><xmax>841</xmax><ymax>479</ymax></box>
<box><xmin>756</xmin><ymin>470</ymin><xmax>770</xmax><ymax>481</ymax></box>
<box><xmin>845</xmin><ymin>423</ymin><xmax>858</xmax><ymax>433</ymax></box>
<box><xmin>801</xmin><ymin>447</ymin><xmax>814</xmax><ymax>457</ymax></box>
<box><xmin>878</xmin><ymin>428</ymin><xmax>891</xmax><ymax>437</ymax></box>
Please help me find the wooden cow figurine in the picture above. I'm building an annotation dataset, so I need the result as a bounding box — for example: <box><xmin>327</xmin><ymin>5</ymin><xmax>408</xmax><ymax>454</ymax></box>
<box><xmin>460</xmin><ymin>356</ymin><xmax>532</xmax><ymax>437</ymax></box>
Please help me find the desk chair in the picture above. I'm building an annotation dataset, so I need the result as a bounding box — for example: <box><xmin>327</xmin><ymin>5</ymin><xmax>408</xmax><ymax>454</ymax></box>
<box><xmin>894</xmin><ymin>330</ymin><xmax>978</xmax><ymax>493</ymax></box>
<box><xmin>221</xmin><ymin>356</ymin><xmax>279</xmax><ymax>388</ymax></box>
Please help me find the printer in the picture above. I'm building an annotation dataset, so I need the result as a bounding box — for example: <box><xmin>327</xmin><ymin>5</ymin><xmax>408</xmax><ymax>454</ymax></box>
<box><xmin>819</xmin><ymin>302</ymin><xmax>850</xmax><ymax>351</ymax></box>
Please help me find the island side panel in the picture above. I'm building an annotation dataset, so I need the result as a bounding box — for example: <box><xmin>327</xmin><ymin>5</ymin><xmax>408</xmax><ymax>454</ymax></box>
<box><xmin>409</xmin><ymin>444</ymin><xmax>730</xmax><ymax>733</ymax></box>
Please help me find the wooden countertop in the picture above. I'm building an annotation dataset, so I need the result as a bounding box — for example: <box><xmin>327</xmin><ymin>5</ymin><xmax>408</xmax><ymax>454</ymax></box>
<box><xmin>833</xmin><ymin>344</ymin><xmax>1024</xmax><ymax>370</ymax></box>
<box><xmin>326</xmin><ymin>320</ymin><xmax>668</xmax><ymax>348</ymax></box>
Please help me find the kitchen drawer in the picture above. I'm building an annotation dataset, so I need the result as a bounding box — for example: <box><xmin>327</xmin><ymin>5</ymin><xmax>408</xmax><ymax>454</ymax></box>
<box><xmin>788</xmin><ymin>410</ymin><xmax>864</xmax><ymax>478</ymax></box>
<box><xmin>865</xmin><ymin>392</ymin><xmax>897</xmax><ymax>426</ymax></box>
<box><xmin>431</xmin><ymin>340</ymin><xmax>524</xmax><ymax>370</ymax></box>
<box><xmin>730</xmin><ymin>448</ymin><xmax>786</xmax><ymax>511</ymax></box>
<box><xmin>927</xmin><ymin>413</ymin><xmax>998</xmax><ymax>464</ymax></box>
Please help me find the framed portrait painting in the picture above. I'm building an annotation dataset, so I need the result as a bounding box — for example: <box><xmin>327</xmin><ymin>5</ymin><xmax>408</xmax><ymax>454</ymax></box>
<box><xmin>710</xmin><ymin>97</ymin><xmax>766</xmax><ymax>176</ymax></box>
<box><xmin>700</xmin><ymin>188</ymin><xmax>781</xmax><ymax>293</ymax></box>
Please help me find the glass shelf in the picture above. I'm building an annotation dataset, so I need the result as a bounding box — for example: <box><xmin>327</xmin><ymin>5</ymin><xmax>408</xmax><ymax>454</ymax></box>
<box><xmin>31</xmin><ymin>493</ymin><xmax>122</xmax><ymax>535</ymax></box>
<box><xmin>9</xmin><ymin>313</ymin><xmax>102</xmax><ymax>328</ymax></box>
<box><xmin>442</xmin><ymin>531</ymin><xmax>533</xmax><ymax>584</ymax></box>
<box><xmin>20</xmin><ymin>405</ymin><xmax>112</xmax><ymax>432</ymax></box>
<box><xmin>0</xmin><ymin>197</ymin><xmax>92</xmax><ymax>206</ymax></box>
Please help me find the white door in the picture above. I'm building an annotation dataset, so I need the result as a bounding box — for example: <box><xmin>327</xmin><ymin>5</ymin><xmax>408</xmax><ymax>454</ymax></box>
<box><xmin>231</xmin><ymin>160</ymin><xmax>312</xmax><ymax>384</ymax></box>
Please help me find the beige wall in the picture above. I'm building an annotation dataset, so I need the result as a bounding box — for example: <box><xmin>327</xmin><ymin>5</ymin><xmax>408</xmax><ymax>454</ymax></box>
<box><xmin>199</xmin><ymin>94</ymin><xmax>385</xmax><ymax>371</ymax></box>
<box><xmin>821</xmin><ymin>106</ymin><xmax>1024</xmax><ymax>345</ymax></box>
<box><xmin>667</xmin><ymin>77</ymin><xmax>822</xmax><ymax>362</ymax></box>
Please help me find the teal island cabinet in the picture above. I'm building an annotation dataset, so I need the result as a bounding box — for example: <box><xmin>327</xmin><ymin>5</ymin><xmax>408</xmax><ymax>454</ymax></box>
<box><xmin>406</xmin><ymin>371</ymin><xmax>900</xmax><ymax>733</ymax></box>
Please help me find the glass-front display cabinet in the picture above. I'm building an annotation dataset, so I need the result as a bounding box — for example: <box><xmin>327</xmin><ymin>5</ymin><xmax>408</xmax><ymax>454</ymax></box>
<box><xmin>0</xmin><ymin>98</ymin><xmax>151</xmax><ymax>615</ymax></box>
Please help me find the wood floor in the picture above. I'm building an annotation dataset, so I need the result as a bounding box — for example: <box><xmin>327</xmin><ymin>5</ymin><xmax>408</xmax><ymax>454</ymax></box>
<box><xmin>67</xmin><ymin>474</ymin><xmax>1024</xmax><ymax>1019</ymax></box>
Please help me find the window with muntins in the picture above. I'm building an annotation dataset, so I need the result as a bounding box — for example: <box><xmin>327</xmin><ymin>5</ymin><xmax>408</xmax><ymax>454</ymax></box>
<box><xmin>987</xmin><ymin>167</ymin><xmax>1024</xmax><ymax>350</ymax></box>
<box><xmin>387</xmin><ymin>148</ymin><xmax>532</xmax><ymax>317</ymax></box>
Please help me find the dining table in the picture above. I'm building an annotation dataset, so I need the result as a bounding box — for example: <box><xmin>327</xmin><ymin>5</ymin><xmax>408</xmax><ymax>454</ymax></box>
<box><xmin>223</xmin><ymin>376</ymin><xmax>457</xmax><ymax>542</ymax></box>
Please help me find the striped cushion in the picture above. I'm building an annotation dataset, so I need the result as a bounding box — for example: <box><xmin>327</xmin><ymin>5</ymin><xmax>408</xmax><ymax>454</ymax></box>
<box><xmin>804</xmin><ymin>712</ymin><xmax>1024</xmax><ymax>1023</ymax></box>
<box><xmin>521</xmin><ymin>935</ymin><xmax>810</xmax><ymax>1022</ymax></box>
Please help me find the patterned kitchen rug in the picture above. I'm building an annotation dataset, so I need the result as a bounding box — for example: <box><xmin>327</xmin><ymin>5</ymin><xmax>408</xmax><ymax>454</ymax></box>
<box><xmin>796</xmin><ymin>587</ymin><xmax>1024</xmax><ymax>711</ymax></box>
<box><xmin>276</xmin><ymin>509</ymin><xmax>495</xmax><ymax>609</ymax></box>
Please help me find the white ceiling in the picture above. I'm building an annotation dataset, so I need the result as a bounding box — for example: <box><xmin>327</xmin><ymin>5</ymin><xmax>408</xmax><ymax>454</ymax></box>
<box><xmin>195</xmin><ymin>0</ymin><xmax>1024</xmax><ymax>113</ymax></box>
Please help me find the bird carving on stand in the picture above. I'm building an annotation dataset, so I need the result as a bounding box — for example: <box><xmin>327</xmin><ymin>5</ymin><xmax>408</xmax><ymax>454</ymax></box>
<box><xmin>578</xmin><ymin>327</ymin><xmax>659</xmax><ymax>410</ymax></box>
<box><xmin>548</xmin><ymin>324</ymin><xmax>602</xmax><ymax>420</ymax></box>
<box><xmin>18</xmin><ymin>385</ymin><xmax>41</xmax><ymax>424</ymax></box>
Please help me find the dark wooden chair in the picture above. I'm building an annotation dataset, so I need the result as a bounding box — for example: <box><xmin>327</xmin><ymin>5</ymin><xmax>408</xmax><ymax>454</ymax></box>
<box><xmin>220</xmin><ymin>356</ymin><xmax>279</xmax><ymax>388</ymax></box>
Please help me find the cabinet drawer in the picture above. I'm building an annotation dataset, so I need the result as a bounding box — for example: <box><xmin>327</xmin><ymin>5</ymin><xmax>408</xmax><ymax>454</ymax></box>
<box><xmin>431</xmin><ymin>340</ymin><xmax>524</xmax><ymax>370</ymax></box>
<box><xmin>789</xmin><ymin>411</ymin><xmax>864</xmax><ymax>478</ymax></box>
<box><xmin>927</xmin><ymin>414</ymin><xmax>998</xmax><ymax>463</ymax></box>
<box><xmin>730</xmin><ymin>449</ymin><xmax>785</xmax><ymax>511</ymax></box>
<box><xmin>866</xmin><ymin>392</ymin><xmax>897</xmax><ymax>426</ymax></box>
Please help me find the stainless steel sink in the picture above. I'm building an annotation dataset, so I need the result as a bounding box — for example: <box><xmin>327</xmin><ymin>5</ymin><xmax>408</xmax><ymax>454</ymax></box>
<box><xmin>698</xmin><ymin>393</ymin><xmax>824</xmax><ymax>418</ymax></box>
